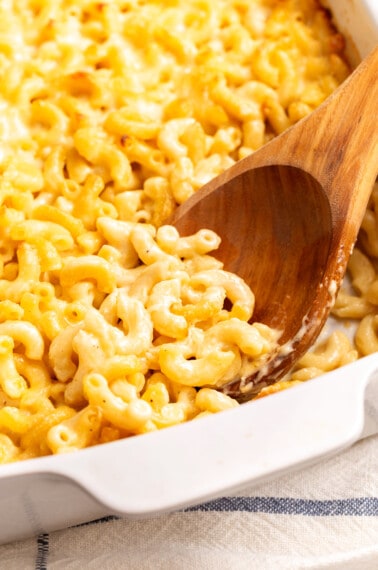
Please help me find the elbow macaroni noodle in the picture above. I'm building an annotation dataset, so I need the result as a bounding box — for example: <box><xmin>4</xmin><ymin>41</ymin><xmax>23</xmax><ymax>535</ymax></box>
<box><xmin>0</xmin><ymin>0</ymin><xmax>371</xmax><ymax>464</ymax></box>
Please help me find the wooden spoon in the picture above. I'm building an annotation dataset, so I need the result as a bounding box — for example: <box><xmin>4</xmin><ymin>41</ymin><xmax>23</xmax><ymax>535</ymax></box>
<box><xmin>170</xmin><ymin>46</ymin><xmax>378</xmax><ymax>402</ymax></box>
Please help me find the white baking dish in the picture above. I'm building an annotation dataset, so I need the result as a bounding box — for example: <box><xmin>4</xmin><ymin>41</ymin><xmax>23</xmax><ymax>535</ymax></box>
<box><xmin>0</xmin><ymin>0</ymin><xmax>377</xmax><ymax>545</ymax></box>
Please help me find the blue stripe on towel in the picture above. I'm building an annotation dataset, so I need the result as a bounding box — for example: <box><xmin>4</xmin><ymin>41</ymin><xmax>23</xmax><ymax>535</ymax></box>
<box><xmin>35</xmin><ymin>533</ymin><xmax>49</xmax><ymax>570</ymax></box>
<box><xmin>34</xmin><ymin>498</ymin><xmax>378</xmax><ymax>567</ymax></box>
<box><xmin>185</xmin><ymin>496</ymin><xmax>378</xmax><ymax>516</ymax></box>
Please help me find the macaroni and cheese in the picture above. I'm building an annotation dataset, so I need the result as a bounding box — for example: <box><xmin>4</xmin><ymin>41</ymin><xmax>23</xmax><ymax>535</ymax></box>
<box><xmin>0</xmin><ymin>0</ymin><xmax>369</xmax><ymax>464</ymax></box>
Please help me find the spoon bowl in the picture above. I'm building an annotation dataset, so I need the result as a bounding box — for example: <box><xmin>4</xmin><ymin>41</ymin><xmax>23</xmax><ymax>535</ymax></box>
<box><xmin>171</xmin><ymin>46</ymin><xmax>378</xmax><ymax>401</ymax></box>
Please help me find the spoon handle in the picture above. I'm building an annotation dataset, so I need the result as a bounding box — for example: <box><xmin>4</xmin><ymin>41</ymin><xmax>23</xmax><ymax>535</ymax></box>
<box><xmin>237</xmin><ymin>45</ymin><xmax>378</xmax><ymax>242</ymax></box>
<box><xmin>281</xmin><ymin>45</ymin><xmax>378</xmax><ymax>237</ymax></box>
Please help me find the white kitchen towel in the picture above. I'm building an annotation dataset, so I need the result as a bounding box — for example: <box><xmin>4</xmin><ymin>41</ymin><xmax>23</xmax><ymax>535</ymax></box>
<box><xmin>1</xmin><ymin>434</ymin><xmax>377</xmax><ymax>570</ymax></box>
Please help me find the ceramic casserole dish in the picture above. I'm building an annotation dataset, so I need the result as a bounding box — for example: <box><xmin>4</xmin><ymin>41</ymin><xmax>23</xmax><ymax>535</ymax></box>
<box><xmin>0</xmin><ymin>0</ymin><xmax>377</xmax><ymax>545</ymax></box>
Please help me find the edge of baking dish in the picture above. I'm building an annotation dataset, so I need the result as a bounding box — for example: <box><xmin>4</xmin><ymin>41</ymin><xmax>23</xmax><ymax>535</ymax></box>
<box><xmin>0</xmin><ymin>354</ymin><xmax>377</xmax><ymax>544</ymax></box>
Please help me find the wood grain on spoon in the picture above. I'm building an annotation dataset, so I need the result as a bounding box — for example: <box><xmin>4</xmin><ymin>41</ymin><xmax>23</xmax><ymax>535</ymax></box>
<box><xmin>170</xmin><ymin>46</ymin><xmax>378</xmax><ymax>401</ymax></box>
